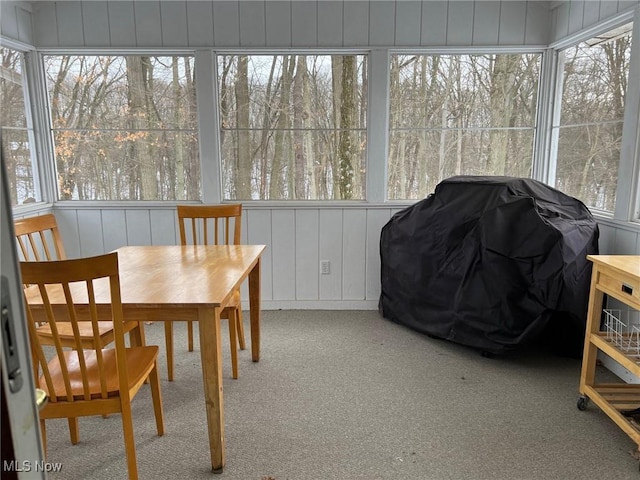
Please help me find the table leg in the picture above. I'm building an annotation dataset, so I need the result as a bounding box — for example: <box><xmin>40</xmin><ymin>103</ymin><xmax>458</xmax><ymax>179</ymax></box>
<box><xmin>129</xmin><ymin>322</ymin><xmax>145</xmax><ymax>347</ymax></box>
<box><xmin>248</xmin><ymin>258</ymin><xmax>261</xmax><ymax>362</ymax></box>
<box><xmin>580</xmin><ymin>269</ymin><xmax>604</xmax><ymax>394</ymax></box>
<box><xmin>197</xmin><ymin>306</ymin><xmax>225</xmax><ymax>473</ymax></box>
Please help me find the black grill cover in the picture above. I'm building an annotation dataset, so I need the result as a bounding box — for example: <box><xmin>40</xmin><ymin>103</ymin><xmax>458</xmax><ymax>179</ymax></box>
<box><xmin>379</xmin><ymin>176</ymin><xmax>599</xmax><ymax>356</ymax></box>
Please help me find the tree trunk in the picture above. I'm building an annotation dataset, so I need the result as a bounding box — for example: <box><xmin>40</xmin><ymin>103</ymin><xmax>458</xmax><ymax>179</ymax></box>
<box><xmin>126</xmin><ymin>56</ymin><xmax>157</xmax><ymax>200</ymax></box>
<box><xmin>488</xmin><ymin>55</ymin><xmax>519</xmax><ymax>175</ymax></box>
<box><xmin>293</xmin><ymin>56</ymin><xmax>307</xmax><ymax>199</ymax></box>
<box><xmin>235</xmin><ymin>55</ymin><xmax>252</xmax><ymax>199</ymax></box>
<box><xmin>337</xmin><ymin>56</ymin><xmax>356</xmax><ymax>200</ymax></box>
<box><xmin>270</xmin><ymin>56</ymin><xmax>295</xmax><ymax>199</ymax></box>
<box><xmin>173</xmin><ymin>57</ymin><xmax>184</xmax><ymax>200</ymax></box>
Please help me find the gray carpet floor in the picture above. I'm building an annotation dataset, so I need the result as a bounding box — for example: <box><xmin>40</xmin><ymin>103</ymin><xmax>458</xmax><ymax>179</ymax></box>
<box><xmin>42</xmin><ymin>310</ymin><xmax>640</xmax><ymax>480</ymax></box>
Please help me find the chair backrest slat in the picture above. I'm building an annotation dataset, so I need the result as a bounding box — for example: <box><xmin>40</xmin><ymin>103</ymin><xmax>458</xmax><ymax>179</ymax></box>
<box><xmin>14</xmin><ymin>214</ymin><xmax>66</xmax><ymax>262</ymax></box>
<box><xmin>21</xmin><ymin>253</ymin><xmax>125</xmax><ymax>403</ymax></box>
<box><xmin>177</xmin><ymin>204</ymin><xmax>242</xmax><ymax>246</ymax></box>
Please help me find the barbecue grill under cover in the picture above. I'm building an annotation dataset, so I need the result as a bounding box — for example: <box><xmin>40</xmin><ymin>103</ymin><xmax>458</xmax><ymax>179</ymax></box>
<box><xmin>378</xmin><ymin>176</ymin><xmax>599</xmax><ymax>356</ymax></box>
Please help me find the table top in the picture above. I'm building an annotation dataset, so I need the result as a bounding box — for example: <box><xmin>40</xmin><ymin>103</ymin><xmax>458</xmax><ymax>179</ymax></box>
<box><xmin>587</xmin><ymin>255</ymin><xmax>640</xmax><ymax>280</ymax></box>
<box><xmin>24</xmin><ymin>244</ymin><xmax>266</xmax><ymax>309</ymax></box>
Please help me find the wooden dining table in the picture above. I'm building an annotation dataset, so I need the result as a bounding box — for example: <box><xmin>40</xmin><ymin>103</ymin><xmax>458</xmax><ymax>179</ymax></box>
<box><xmin>24</xmin><ymin>244</ymin><xmax>266</xmax><ymax>473</ymax></box>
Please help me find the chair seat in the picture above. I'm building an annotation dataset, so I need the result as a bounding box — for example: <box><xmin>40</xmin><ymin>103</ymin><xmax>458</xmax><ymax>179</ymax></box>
<box><xmin>36</xmin><ymin>320</ymin><xmax>139</xmax><ymax>348</ymax></box>
<box><xmin>41</xmin><ymin>346</ymin><xmax>159</xmax><ymax>401</ymax></box>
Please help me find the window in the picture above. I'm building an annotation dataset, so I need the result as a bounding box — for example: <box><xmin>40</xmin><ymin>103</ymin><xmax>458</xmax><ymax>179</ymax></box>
<box><xmin>552</xmin><ymin>23</ymin><xmax>633</xmax><ymax>213</ymax></box>
<box><xmin>217</xmin><ymin>54</ymin><xmax>367</xmax><ymax>200</ymax></box>
<box><xmin>1</xmin><ymin>46</ymin><xmax>38</xmax><ymax>206</ymax></box>
<box><xmin>388</xmin><ymin>53</ymin><xmax>541</xmax><ymax>200</ymax></box>
<box><xmin>43</xmin><ymin>55</ymin><xmax>199</xmax><ymax>201</ymax></box>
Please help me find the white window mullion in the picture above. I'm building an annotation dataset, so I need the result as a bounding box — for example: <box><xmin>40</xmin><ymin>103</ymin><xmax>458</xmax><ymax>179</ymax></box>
<box><xmin>615</xmin><ymin>9</ymin><xmax>640</xmax><ymax>221</ymax></box>
<box><xmin>367</xmin><ymin>48</ymin><xmax>390</xmax><ymax>203</ymax></box>
<box><xmin>25</xmin><ymin>51</ymin><xmax>56</xmax><ymax>203</ymax></box>
<box><xmin>195</xmin><ymin>50</ymin><xmax>222</xmax><ymax>204</ymax></box>
<box><xmin>544</xmin><ymin>48</ymin><xmax>564</xmax><ymax>188</ymax></box>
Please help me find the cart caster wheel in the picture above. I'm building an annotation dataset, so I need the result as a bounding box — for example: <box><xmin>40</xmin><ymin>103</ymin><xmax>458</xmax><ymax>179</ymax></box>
<box><xmin>577</xmin><ymin>396</ymin><xmax>589</xmax><ymax>411</ymax></box>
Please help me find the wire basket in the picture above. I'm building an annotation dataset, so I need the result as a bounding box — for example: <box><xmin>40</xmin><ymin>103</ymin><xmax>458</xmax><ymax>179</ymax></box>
<box><xmin>603</xmin><ymin>309</ymin><xmax>640</xmax><ymax>358</ymax></box>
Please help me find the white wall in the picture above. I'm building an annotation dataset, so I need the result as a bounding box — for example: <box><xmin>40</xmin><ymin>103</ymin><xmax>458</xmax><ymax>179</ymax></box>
<box><xmin>49</xmin><ymin>204</ymin><xmax>402</xmax><ymax>310</ymax></box>
<box><xmin>30</xmin><ymin>0</ymin><xmax>550</xmax><ymax>48</ymax></box>
<box><xmin>0</xmin><ymin>1</ymin><xmax>34</xmax><ymax>45</ymax></box>
<box><xmin>550</xmin><ymin>0</ymin><xmax>640</xmax><ymax>43</ymax></box>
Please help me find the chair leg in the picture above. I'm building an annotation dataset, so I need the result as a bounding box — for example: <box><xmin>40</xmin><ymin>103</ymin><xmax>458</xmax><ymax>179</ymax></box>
<box><xmin>148</xmin><ymin>362</ymin><xmax>165</xmax><ymax>436</ymax></box>
<box><xmin>68</xmin><ymin>417</ymin><xmax>79</xmax><ymax>444</ymax></box>
<box><xmin>236</xmin><ymin>307</ymin><xmax>246</xmax><ymax>351</ymax></box>
<box><xmin>130</xmin><ymin>322</ymin><xmax>146</xmax><ymax>347</ymax></box>
<box><xmin>120</xmin><ymin>399</ymin><xmax>139</xmax><ymax>480</ymax></box>
<box><xmin>164</xmin><ymin>322</ymin><xmax>174</xmax><ymax>382</ymax></box>
<box><xmin>228</xmin><ymin>310</ymin><xmax>239</xmax><ymax>380</ymax></box>
<box><xmin>187</xmin><ymin>320</ymin><xmax>194</xmax><ymax>352</ymax></box>
<box><xmin>40</xmin><ymin>419</ymin><xmax>47</xmax><ymax>454</ymax></box>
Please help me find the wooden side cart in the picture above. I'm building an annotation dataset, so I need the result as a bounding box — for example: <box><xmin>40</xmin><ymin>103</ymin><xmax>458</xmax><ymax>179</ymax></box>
<box><xmin>578</xmin><ymin>255</ymin><xmax>640</xmax><ymax>458</ymax></box>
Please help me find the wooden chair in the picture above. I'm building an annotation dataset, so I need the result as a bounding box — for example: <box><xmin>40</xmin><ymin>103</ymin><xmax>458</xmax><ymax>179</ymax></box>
<box><xmin>14</xmin><ymin>213</ymin><xmax>65</xmax><ymax>262</ymax></box>
<box><xmin>14</xmin><ymin>213</ymin><xmax>143</xmax><ymax>444</ymax></box>
<box><xmin>168</xmin><ymin>203</ymin><xmax>246</xmax><ymax>381</ymax></box>
<box><xmin>21</xmin><ymin>252</ymin><xmax>164</xmax><ymax>480</ymax></box>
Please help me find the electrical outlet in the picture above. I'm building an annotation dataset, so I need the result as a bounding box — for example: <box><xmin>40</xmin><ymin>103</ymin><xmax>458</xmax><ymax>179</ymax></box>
<box><xmin>320</xmin><ymin>260</ymin><xmax>331</xmax><ymax>275</ymax></box>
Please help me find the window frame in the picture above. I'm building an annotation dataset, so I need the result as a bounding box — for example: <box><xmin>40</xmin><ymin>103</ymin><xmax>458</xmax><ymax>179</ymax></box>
<box><xmin>385</xmin><ymin>46</ymin><xmax>546</xmax><ymax>203</ymax></box>
<box><xmin>37</xmin><ymin>48</ymin><xmax>202</xmax><ymax>205</ymax></box>
<box><xmin>211</xmin><ymin>49</ymin><xmax>370</xmax><ymax>203</ymax></box>
<box><xmin>548</xmin><ymin>10</ymin><xmax>640</xmax><ymax>222</ymax></box>
<box><xmin>0</xmin><ymin>38</ymin><xmax>44</xmax><ymax>209</ymax></box>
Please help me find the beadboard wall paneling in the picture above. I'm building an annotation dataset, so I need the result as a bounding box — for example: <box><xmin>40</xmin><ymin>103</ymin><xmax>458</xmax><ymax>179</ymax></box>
<box><xmin>30</xmin><ymin>1</ymin><xmax>553</xmax><ymax>48</ymax></box>
<box><xmin>343</xmin><ymin>0</ymin><xmax>370</xmax><ymax>46</ymax></box>
<box><xmin>582</xmin><ymin>0</ymin><xmax>601</xmax><ymax>26</ymax></box>
<box><xmin>246</xmin><ymin>209</ymin><xmax>274</xmax><ymax>302</ymax></box>
<box><xmin>160</xmin><ymin>1</ymin><xmax>189</xmax><ymax>48</ymax></box>
<box><xmin>213</xmin><ymin>1</ymin><xmax>240</xmax><ymax>47</ymax></box>
<box><xmin>551</xmin><ymin>0</ymin><xmax>640</xmax><ymax>42</ymax></box>
<box><xmin>291</xmin><ymin>0</ymin><xmax>317</xmax><ymax>47</ymax></box>
<box><xmin>1</xmin><ymin>2</ymin><xmax>20</xmax><ymax>40</ymax></box>
<box><xmin>239</xmin><ymin>0</ymin><xmax>266</xmax><ymax>47</ymax></box>
<box><xmin>319</xmin><ymin>209</ymin><xmax>344</xmax><ymax>300</ymax></box>
<box><xmin>295</xmin><ymin>209</ymin><xmax>320</xmax><ymax>301</ymax></box>
<box><xmin>568</xmin><ymin>0</ymin><xmax>585</xmax><ymax>34</ymax></box>
<box><xmin>134</xmin><ymin>1</ymin><xmax>163</xmax><ymax>47</ymax></box>
<box><xmin>13</xmin><ymin>205</ymin><xmax>640</xmax><ymax>309</ymax></box>
<box><xmin>56</xmin><ymin>1</ymin><xmax>84</xmax><ymax>47</ymax></box>
<box><xmin>271</xmin><ymin>209</ymin><xmax>296</xmax><ymax>301</ymax></box>
<box><xmin>82</xmin><ymin>1</ymin><xmax>110</xmax><ymax>47</ymax></box>
<box><xmin>186</xmin><ymin>1</ymin><xmax>215</xmax><ymax>47</ymax></box>
<box><xmin>107</xmin><ymin>1</ymin><xmax>136</xmax><ymax>47</ymax></box>
<box><xmin>16</xmin><ymin>2</ymin><xmax>33</xmax><ymax>43</ymax></box>
<box><xmin>446</xmin><ymin>0</ymin><xmax>474</xmax><ymax>46</ymax></box>
<box><xmin>342</xmin><ymin>209</ymin><xmax>368</xmax><ymax>300</ymax></box>
<box><xmin>77</xmin><ymin>209</ymin><xmax>105</xmax><ymax>257</ymax></box>
<box><xmin>499</xmin><ymin>0</ymin><xmax>527</xmax><ymax>45</ymax></box>
<box><xmin>44</xmin><ymin>206</ymin><xmax>401</xmax><ymax>309</ymax></box>
<box><xmin>525</xmin><ymin>0</ymin><xmax>551</xmax><ymax>45</ymax></box>
<box><xmin>101</xmin><ymin>209</ymin><xmax>128</xmax><ymax>253</ymax></box>
<box><xmin>265</xmin><ymin>1</ymin><xmax>292</xmax><ymax>47</ymax></box>
<box><xmin>149</xmin><ymin>209</ymin><xmax>179</xmax><ymax>245</ymax></box>
<box><xmin>599</xmin><ymin>0</ymin><xmax>621</xmax><ymax>22</ymax></box>
<box><xmin>395</xmin><ymin>0</ymin><xmax>422</xmax><ymax>46</ymax></box>
<box><xmin>1</xmin><ymin>1</ymin><xmax>34</xmax><ymax>44</ymax></box>
<box><xmin>318</xmin><ymin>0</ymin><xmax>343</xmax><ymax>47</ymax></box>
<box><xmin>472</xmin><ymin>1</ymin><xmax>501</xmax><ymax>45</ymax></box>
